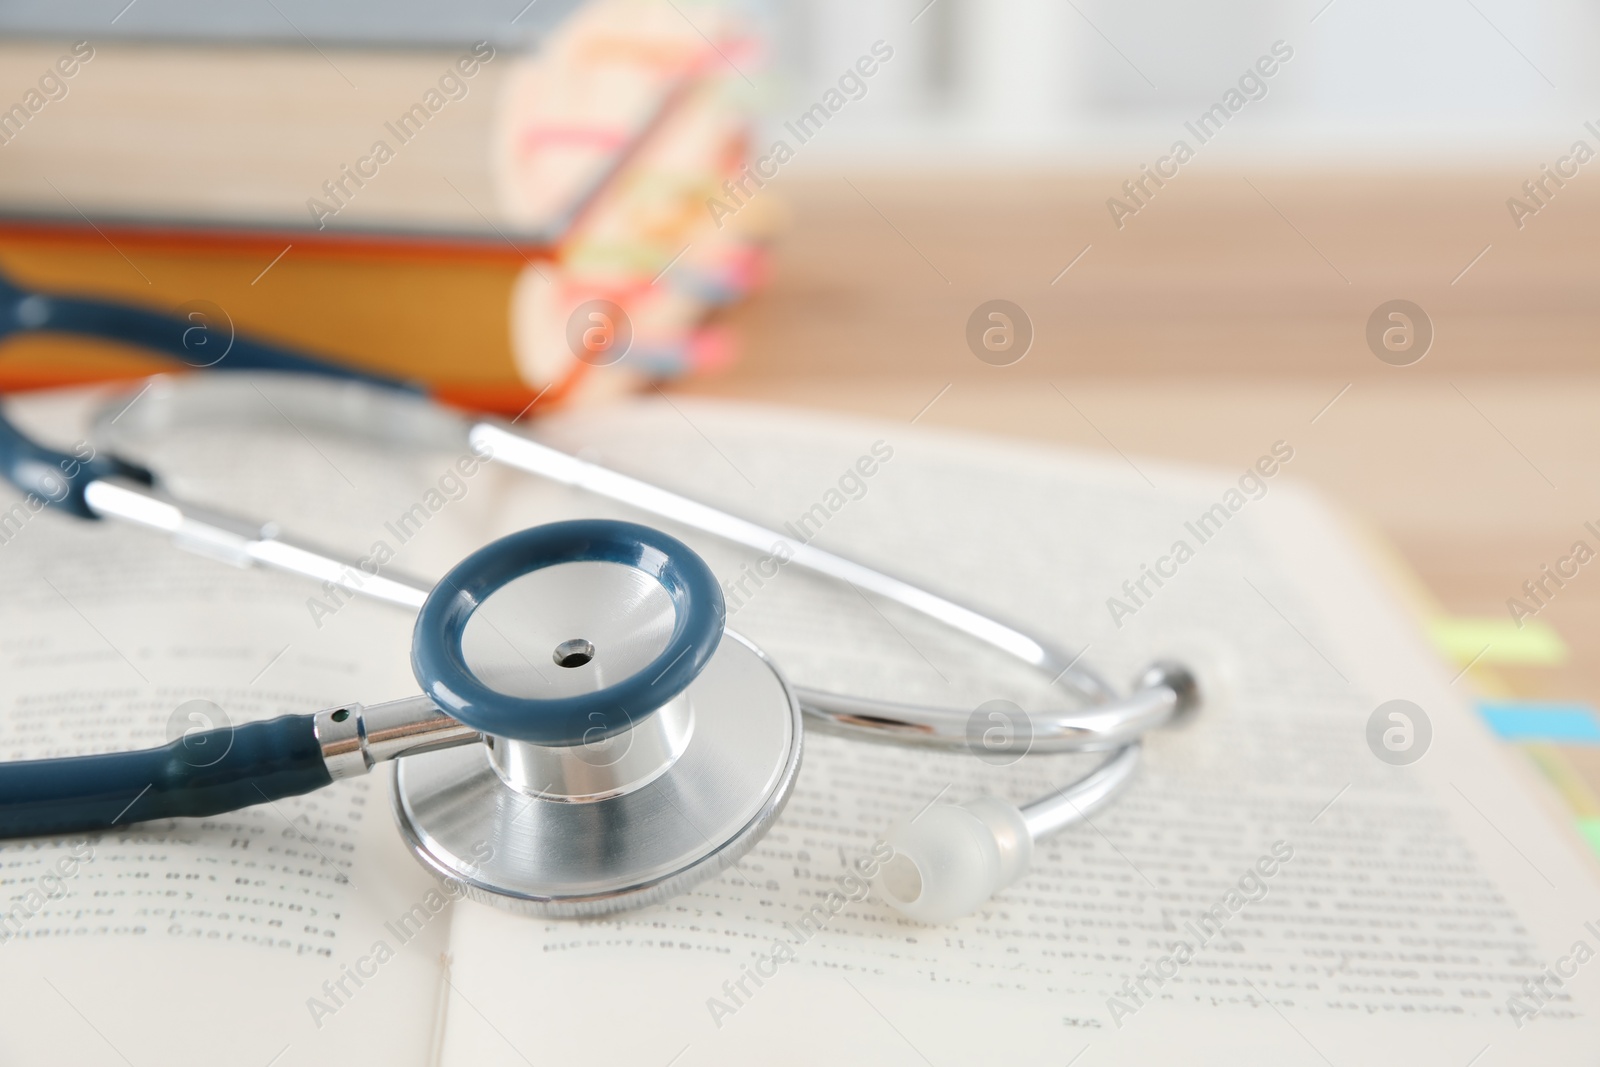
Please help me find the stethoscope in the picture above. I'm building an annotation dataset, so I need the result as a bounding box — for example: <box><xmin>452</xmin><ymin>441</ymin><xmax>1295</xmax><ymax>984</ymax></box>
<box><xmin>0</xmin><ymin>269</ymin><xmax>1210</xmax><ymax>924</ymax></box>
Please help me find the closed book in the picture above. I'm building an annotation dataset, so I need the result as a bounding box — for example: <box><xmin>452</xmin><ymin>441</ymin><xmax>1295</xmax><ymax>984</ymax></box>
<box><xmin>0</xmin><ymin>0</ymin><xmax>764</xmax><ymax>407</ymax></box>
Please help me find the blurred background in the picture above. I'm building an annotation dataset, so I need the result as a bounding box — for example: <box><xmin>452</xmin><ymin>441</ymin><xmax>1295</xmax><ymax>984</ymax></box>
<box><xmin>1</xmin><ymin>0</ymin><xmax>1597</xmax><ymax>716</ymax></box>
<box><xmin>766</xmin><ymin>0</ymin><xmax>1597</xmax><ymax>158</ymax></box>
<box><xmin>716</xmin><ymin>0</ymin><xmax>1600</xmax><ymax>737</ymax></box>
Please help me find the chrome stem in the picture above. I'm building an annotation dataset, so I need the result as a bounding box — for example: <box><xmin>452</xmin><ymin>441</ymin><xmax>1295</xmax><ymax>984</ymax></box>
<box><xmin>315</xmin><ymin>695</ymin><xmax>479</xmax><ymax>779</ymax></box>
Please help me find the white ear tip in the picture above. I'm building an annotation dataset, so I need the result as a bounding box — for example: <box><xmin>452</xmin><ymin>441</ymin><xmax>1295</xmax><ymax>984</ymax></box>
<box><xmin>873</xmin><ymin>798</ymin><xmax>1031</xmax><ymax>924</ymax></box>
<box><xmin>877</xmin><ymin>852</ymin><xmax>926</xmax><ymax>905</ymax></box>
<box><xmin>873</xmin><ymin>806</ymin><xmax>1000</xmax><ymax>924</ymax></box>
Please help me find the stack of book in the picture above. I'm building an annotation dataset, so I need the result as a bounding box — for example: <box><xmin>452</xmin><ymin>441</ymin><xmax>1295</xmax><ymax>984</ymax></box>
<box><xmin>0</xmin><ymin>0</ymin><xmax>774</xmax><ymax>413</ymax></box>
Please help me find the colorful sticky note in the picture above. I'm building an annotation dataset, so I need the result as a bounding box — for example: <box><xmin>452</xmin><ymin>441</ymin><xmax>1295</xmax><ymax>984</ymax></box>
<box><xmin>1428</xmin><ymin>617</ymin><xmax>1568</xmax><ymax>666</ymax></box>
<box><xmin>1478</xmin><ymin>701</ymin><xmax>1600</xmax><ymax>744</ymax></box>
<box><xmin>1578</xmin><ymin>818</ymin><xmax>1600</xmax><ymax>859</ymax></box>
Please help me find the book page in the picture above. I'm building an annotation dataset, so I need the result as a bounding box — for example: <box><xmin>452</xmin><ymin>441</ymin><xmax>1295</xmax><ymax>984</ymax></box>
<box><xmin>0</xmin><ymin>388</ymin><xmax>493</xmax><ymax>1067</ymax></box>
<box><xmin>437</xmin><ymin>398</ymin><xmax>1600</xmax><ymax>1065</ymax></box>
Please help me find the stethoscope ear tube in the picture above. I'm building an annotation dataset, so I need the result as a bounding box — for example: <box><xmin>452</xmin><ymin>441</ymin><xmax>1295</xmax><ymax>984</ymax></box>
<box><xmin>0</xmin><ymin>406</ymin><xmax>155</xmax><ymax>520</ymax></box>
<box><xmin>0</xmin><ymin>713</ymin><xmax>332</xmax><ymax>838</ymax></box>
<box><xmin>797</xmin><ymin>661</ymin><xmax>1192</xmax><ymax>753</ymax></box>
<box><xmin>0</xmin><ymin>271</ymin><xmax>420</xmax><ymax>395</ymax></box>
<box><xmin>0</xmin><ymin>266</ymin><xmax>422</xmax><ymax>521</ymax></box>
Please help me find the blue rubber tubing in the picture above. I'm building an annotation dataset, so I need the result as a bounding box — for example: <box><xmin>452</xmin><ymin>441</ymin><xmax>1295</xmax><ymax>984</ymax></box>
<box><xmin>0</xmin><ymin>714</ymin><xmax>331</xmax><ymax>839</ymax></box>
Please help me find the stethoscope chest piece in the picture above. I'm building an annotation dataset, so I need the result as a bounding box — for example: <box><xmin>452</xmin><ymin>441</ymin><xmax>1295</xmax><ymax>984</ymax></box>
<box><xmin>391</xmin><ymin>520</ymin><xmax>803</xmax><ymax>917</ymax></box>
<box><xmin>0</xmin><ymin>368</ymin><xmax>1211</xmax><ymax>925</ymax></box>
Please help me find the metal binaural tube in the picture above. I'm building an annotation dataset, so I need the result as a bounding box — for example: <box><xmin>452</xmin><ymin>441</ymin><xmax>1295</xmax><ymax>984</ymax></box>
<box><xmin>83</xmin><ymin>476</ymin><xmax>431</xmax><ymax>609</ymax></box>
<box><xmin>469</xmin><ymin>422</ymin><xmax>1115</xmax><ymax>707</ymax></box>
<box><xmin>798</xmin><ymin>682</ymin><xmax>1180</xmax><ymax>753</ymax></box>
<box><xmin>1018</xmin><ymin>743</ymin><xmax>1143</xmax><ymax>840</ymax></box>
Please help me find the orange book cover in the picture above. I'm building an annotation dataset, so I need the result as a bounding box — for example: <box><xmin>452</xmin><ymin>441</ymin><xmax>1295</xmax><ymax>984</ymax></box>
<box><xmin>0</xmin><ymin>222</ymin><xmax>559</xmax><ymax>414</ymax></box>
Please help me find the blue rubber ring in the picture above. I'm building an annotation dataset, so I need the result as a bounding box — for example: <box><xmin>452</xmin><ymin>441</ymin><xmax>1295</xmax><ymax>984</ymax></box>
<box><xmin>412</xmin><ymin>519</ymin><xmax>725</xmax><ymax>746</ymax></box>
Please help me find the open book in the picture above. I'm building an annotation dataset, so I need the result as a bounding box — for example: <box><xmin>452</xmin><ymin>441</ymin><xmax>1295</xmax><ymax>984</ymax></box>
<box><xmin>1</xmin><ymin>386</ymin><xmax>1596</xmax><ymax>1066</ymax></box>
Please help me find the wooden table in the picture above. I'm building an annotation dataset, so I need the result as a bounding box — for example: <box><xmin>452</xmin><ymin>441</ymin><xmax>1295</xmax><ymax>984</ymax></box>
<box><xmin>682</xmin><ymin>171</ymin><xmax>1600</xmax><ymax>715</ymax></box>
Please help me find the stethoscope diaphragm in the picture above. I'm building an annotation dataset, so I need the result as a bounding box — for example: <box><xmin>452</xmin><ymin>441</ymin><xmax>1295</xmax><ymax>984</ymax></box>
<box><xmin>393</xmin><ymin>520</ymin><xmax>802</xmax><ymax>916</ymax></box>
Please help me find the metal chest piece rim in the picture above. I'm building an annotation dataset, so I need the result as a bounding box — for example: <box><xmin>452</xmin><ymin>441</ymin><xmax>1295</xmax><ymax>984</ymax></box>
<box><xmin>390</xmin><ymin>630</ymin><xmax>803</xmax><ymax>917</ymax></box>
